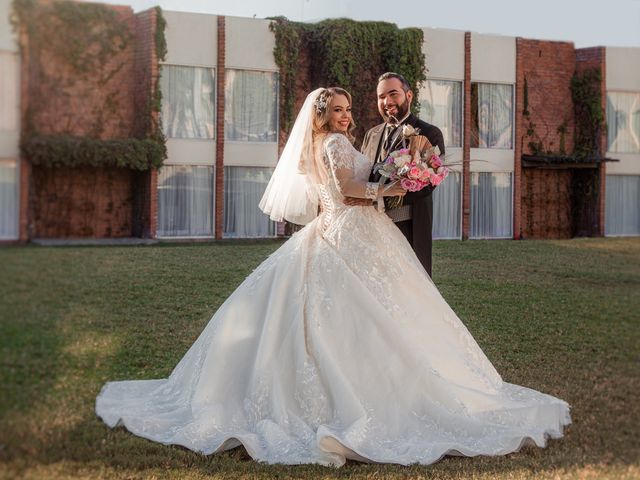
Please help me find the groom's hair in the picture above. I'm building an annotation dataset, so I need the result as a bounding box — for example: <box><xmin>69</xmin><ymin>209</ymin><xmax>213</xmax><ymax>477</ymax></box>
<box><xmin>378</xmin><ymin>72</ymin><xmax>412</xmax><ymax>93</ymax></box>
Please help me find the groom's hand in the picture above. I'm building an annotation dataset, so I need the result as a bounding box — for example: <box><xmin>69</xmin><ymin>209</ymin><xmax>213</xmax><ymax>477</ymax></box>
<box><xmin>343</xmin><ymin>197</ymin><xmax>374</xmax><ymax>206</ymax></box>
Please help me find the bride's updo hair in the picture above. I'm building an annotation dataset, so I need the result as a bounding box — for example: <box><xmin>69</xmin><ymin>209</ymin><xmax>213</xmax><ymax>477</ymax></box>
<box><xmin>312</xmin><ymin>87</ymin><xmax>356</xmax><ymax>142</ymax></box>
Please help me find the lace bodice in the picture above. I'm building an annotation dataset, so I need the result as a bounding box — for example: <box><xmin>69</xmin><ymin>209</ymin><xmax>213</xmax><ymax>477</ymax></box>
<box><xmin>315</xmin><ymin>133</ymin><xmax>378</xmax><ymax>227</ymax></box>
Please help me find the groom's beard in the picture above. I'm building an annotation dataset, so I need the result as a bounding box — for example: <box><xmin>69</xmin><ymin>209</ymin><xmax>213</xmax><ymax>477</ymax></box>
<box><xmin>381</xmin><ymin>99</ymin><xmax>410</xmax><ymax>124</ymax></box>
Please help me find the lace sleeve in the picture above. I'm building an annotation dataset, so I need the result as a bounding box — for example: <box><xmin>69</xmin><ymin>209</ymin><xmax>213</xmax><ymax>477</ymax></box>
<box><xmin>324</xmin><ymin>134</ymin><xmax>379</xmax><ymax>200</ymax></box>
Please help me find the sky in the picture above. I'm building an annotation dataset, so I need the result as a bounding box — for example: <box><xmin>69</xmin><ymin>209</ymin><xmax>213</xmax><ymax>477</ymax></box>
<box><xmin>93</xmin><ymin>0</ymin><xmax>640</xmax><ymax>48</ymax></box>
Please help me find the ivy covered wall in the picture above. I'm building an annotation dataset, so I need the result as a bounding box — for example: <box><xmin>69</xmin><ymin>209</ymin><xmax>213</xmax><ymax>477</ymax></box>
<box><xmin>11</xmin><ymin>0</ymin><xmax>166</xmax><ymax>238</ymax></box>
<box><xmin>270</xmin><ymin>17</ymin><xmax>427</xmax><ymax>148</ymax></box>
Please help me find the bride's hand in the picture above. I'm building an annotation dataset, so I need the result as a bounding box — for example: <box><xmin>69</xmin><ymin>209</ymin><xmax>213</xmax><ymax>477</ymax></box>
<box><xmin>382</xmin><ymin>181</ymin><xmax>407</xmax><ymax>197</ymax></box>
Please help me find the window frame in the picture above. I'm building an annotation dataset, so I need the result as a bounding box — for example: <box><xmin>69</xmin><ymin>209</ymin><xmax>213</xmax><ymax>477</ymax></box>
<box><xmin>419</xmin><ymin>78</ymin><xmax>464</xmax><ymax>149</ymax></box>
<box><xmin>224</xmin><ymin>68</ymin><xmax>279</xmax><ymax>145</ymax></box>
<box><xmin>606</xmin><ymin>90</ymin><xmax>640</xmax><ymax>154</ymax></box>
<box><xmin>470</xmin><ymin>81</ymin><xmax>515</xmax><ymax>150</ymax></box>
<box><xmin>159</xmin><ymin>63</ymin><xmax>217</xmax><ymax>141</ymax></box>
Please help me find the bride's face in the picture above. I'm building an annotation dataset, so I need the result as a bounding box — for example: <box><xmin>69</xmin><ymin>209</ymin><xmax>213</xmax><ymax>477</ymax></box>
<box><xmin>328</xmin><ymin>94</ymin><xmax>352</xmax><ymax>133</ymax></box>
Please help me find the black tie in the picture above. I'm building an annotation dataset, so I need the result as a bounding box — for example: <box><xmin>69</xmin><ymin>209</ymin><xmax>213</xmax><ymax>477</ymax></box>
<box><xmin>371</xmin><ymin>125</ymin><xmax>399</xmax><ymax>183</ymax></box>
<box><xmin>383</xmin><ymin>125</ymin><xmax>399</xmax><ymax>156</ymax></box>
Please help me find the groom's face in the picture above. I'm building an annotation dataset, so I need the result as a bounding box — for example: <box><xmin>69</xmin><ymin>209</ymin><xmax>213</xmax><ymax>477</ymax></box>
<box><xmin>377</xmin><ymin>78</ymin><xmax>414</xmax><ymax>123</ymax></box>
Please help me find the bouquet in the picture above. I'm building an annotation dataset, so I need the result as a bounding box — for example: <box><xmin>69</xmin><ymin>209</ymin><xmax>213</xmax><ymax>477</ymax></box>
<box><xmin>374</xmin><ymin>125</ymin><xmax>449</xmax><ymax>208</ymax></box>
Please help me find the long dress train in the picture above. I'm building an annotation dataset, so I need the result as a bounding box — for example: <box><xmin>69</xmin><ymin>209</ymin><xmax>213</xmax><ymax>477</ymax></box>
<box><xmin>96</xmin><ymin>132</ymin><xmax>570</xmax><ymax>466</ymax></box>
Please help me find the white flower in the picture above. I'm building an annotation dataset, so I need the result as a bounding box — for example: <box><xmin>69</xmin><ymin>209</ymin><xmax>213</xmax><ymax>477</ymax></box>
<box><xmin>397</xmin><ymin>164</ymin><xmax>411</xmax><ymax>176</ymax></box>
<box><xmin>393</xmin><ymin>153</ymin><xmax>412</xmax><ymax>168</ymax></box>
<box><xmin>402</xmin><ymin>124</ymin><xmax>417</xmax><ymax>138</ymax></box>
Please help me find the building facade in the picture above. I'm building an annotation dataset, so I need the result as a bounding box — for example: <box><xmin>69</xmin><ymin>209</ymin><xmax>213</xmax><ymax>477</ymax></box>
<box><xmin>604</xmin><ymin>47</ymin><xmax>640</xmax><ymax>236</ymax></box>
<box><xmin>1</xmin><ymin>1</ymin><xmax>638</xmax><ymax>242</ymax></box>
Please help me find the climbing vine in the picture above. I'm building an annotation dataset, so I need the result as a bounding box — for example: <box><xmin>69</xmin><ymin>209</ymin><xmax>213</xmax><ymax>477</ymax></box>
<box><xmin>11</xmin><ymin>0</ymin><xmax>167</xmax><ymax>170</ymax></box>
<box><xmin>571</xmin><ymin>68</ymin><xmax>605</xmax><ymax>158</ymax></box>
<box><xmin>147</xmin><ymin>6</ymin><xmax>167</xmax><ymax>158</ymax></box>
<box><xmin>522</xmin><ymin>75</ymin><xmax>570</xmax><ymax>156</ymax></box>
<box><xmin>12</xmin><ymin>0</ymin><xmax>131</xmax><ymax>79</ymax></box>
<box><xmin>269</xmin><ymin>17</ymin><xmax>307</xmax><ymax>132</ymax></box>
<box><xmin>154</xmin><ymin>6</ymin><xmax>168</xmax><ymax>63</ymax></box>
<box><xmin>23</xmin><ymin>135</ymin><xmax>166</xmax><ymax>170</ymax></box>
<box><xmin>270</xmin><ymin>17</ymin><xmax>427</xmax><ymax>137</ymax></box>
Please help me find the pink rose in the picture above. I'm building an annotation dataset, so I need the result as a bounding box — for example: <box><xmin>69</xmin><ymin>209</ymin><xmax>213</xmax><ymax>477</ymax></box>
<box><xmin>401</xmin><ymin>178</ymin><xmax>421</xmax><ymax>192</ymax></box>
<box><xmin>419</xmin><ymin>170</ymin><xmax>430</xmax><ymax>182</ymax></box>
<box><xmin>408</xmin><ymin>167</ymin><xmax>421</xmax><ymax>180</ymax></box>
<box><xmin>429</xmin><ymin>173</ymin><xmax>443</xmax><ymax>187</ymax></box>
<box><xmin>430</xmin><ymin>155</ymin><xmax>442</xmax><ymax>169</ymax></box>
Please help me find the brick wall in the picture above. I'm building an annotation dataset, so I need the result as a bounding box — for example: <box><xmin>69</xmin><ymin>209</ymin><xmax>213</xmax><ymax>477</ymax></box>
<box><xmin>519</xmin><ymin>40</ymin><xmax>576</xmax><ymax>159</ymax></box>
<box><xmin>27</xmin><ymin>6</ymin><xmax>136</xmax><ymax>139</ymax></box>
<box><xmin>521</xmin><ymin>169</ymin><xmax>572</xmax><ymax>238</ymax></box>
<box><xmin>514</xmin><ymin>39</ymin><xmax>523</xmax><ymax>239</ymax></box>
<box><xmin>462</xmin><ymin>32</ymin><xmax>471</xmax><ymax>240</ymax></box>
<box><xmin>19</xmin><ymin>159</ymin><xmax>30</xmax><ymax>241</ymax></box>
<box><xmin>32</xmin><ymin>166</ymin><xmax>133</xmax><ymax>237</ymax></box>
<box><xmin>517</xmin><ymin>39</ymin><xmax>577</xmax><ymax>239</ymax></box>
<box><xmin>576</xmin><ymin>47</ymin><xmax>607</xmax><ymax>236</ymax></box>
<box><xmin>132</xmin><ymin>8</ymin><xmax>159</xmax><ymax>238</ymax></box>
<box><xmin>215</xmin><ymin>16</ymin><xmax>226</xmax><ymax>239</ymax></box>
<box><xmin>17</xmin><ymin>3</ymin><xmax>158</xmax><ymax>239</ymax></box>
<box><xmin>18</xmin><ymin>13</ymin><xmax>31</xmax><ymax>241</ymax></box>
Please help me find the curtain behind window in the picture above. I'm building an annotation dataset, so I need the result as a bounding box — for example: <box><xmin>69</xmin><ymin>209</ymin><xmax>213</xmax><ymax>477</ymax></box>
<box><xmin>607</xmin><ymin>92</ymin><xmax>640</xmax><ymax>153</ymax></box>
<box><xmin>225</xmin><ymin>70</ymin><xmax>278</xmax><ymax>142</ymax></box>
<box><xmin>0</xmin><ymin>160</ymin><xmax>18</xmax><ymax>239</ymax></box>
<box><xmin>605</xmin><ymin>175</ymin><xmax>640</xmax><ymax>235</ymax></box>
<box><xmin>433</xmin><ymin>171</ymin><xmax>461</xmax><ymax>239</ymax></box>
<box><xmin>420</xmin><ymin>80</ymin><xmax>462</xmax><ymax>148</ymax></box>
<box><xmin>158</xmin><ymin>165</ymin><xmax>214</xmax><ymax>237</ymax></box>
<box><xmin>470</xmin><ymin>172</ymin><xmax>512</xmax><ymax>238</ymax></box>
<box><xmin>224</xmin><ymin>166</ymin><xmax>276</xmax><ymax>237</ymax></box>
<box><xmin>161</xmin><ymin>66</ymin><xmax>216</xmax><ymax>139</ymax></box>
<box><xmin>471</xmin><ymin>83</ymin><xmax>513</xmax><ymax>149</ymax></box>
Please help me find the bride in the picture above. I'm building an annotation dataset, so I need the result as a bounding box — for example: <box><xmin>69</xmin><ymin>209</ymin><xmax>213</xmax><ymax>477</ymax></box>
<box><xmin>96</xmin><ymin>87</ymin><xmax>571</xmax><ymax>466</ymax></box>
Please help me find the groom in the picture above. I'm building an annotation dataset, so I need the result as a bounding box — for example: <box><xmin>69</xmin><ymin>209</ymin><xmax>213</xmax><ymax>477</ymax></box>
<box><xmin>358</xmin><ymin>72</ymin><xmax>445</xmax><ymax>277</ymax></box>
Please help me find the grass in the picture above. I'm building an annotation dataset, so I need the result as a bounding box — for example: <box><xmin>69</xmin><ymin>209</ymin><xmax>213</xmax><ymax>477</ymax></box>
<box><xmin>0</xmin><ymin>237</ymin><xmax>638</xmax><ymax>480</ymax></box>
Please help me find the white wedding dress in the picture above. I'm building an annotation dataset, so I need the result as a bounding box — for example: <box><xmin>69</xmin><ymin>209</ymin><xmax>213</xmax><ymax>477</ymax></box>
<box><xmin>96</xmin><ymin>133</ymin><xmax>571</xmax><ymax>466</ymax></box>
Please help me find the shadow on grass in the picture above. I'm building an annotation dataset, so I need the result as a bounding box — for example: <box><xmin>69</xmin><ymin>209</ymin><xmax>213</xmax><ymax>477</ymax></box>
<box><xmin>0</xmin><ymin>248</ymin><xmax>69</xmax><ymax>424</ymax></box>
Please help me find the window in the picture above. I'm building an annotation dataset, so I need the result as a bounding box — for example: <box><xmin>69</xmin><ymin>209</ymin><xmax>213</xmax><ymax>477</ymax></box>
<box><xmin>161</xmin><ymin>65</ymin><xmax>216</xmax><ymax>139</ymax></box>
<box><xmin>605</xmin><ymin>175</ymin><xmax>640</xmax><ymax>236</ymax></box>
<box><xmin>419</xmin><ymin>80</ymin><xmax>462</xmax><ymax>148</ymax></box>
<box><xmin>470</xmin><ymin>172</ymin><xmax>512</xmax><ymax>238</ymax></box>
<box><xmin>225</xmin><ymin>70</ymin><xmax>278</xmax><ymax>142</ymax></box>
<box><xmin>0</xmin><ymin>52</ymin><xmax>18</xmax><ymax>131</ymax></box>
<box><xmin>471</xmin><ymin>83</ymin><xmax>513</xmax><ymax>149</ymax></box>
<box><xmin>607</xmin><ymin>92</ymin><xmax>640</xmax><ymax>153</ymax></box>
<box><xmin>157</xmin><ymin>165</ymin><xmax>214</xmax><ymax>237</ymax></box>
<box><xmin>0</xmin><ymin>160</ymin><xmax>18</xmax><ymax>239</ymax></box>
<box><xmin>433</xmin><ymin>171</ymin><xmax>461</xmax><ymax>239</ymax></box>
<box><xmin>224</xmin><ymin>166</ymin><xmax>276</xmax><ymax>237</ymax></box>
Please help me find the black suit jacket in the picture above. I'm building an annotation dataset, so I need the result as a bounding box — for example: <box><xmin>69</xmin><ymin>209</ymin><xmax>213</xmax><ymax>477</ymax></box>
<box><xmin>361</xmin><ymin>113</ymin><xmax>445</xmax><ymax>276</ymax></box>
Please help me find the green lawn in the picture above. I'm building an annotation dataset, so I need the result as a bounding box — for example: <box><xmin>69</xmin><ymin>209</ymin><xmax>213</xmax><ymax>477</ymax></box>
<box><xmin>1</xmin><ymin>237</ymin><xmax>638</xmax><ymax>480</ymax></box>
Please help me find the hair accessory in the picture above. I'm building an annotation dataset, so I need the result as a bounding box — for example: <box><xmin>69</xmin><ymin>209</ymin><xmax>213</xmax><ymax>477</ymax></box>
<box><xmin>314</xmin><ymin>91</ymin><xmax>329</xmax><ymax>114</ymax></box>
